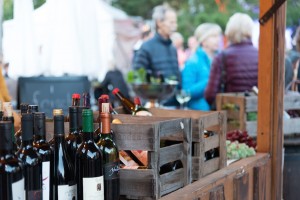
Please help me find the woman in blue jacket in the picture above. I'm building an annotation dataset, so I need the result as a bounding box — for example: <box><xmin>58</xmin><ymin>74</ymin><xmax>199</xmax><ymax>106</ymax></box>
<box><xmin>182</xmin><ymin>23</ymin><xmax>222</xmax><ymax>110</ymax></box>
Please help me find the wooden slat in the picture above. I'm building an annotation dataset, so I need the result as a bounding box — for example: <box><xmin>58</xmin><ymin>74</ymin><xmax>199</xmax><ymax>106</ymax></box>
<box><xmin>204</xmin><ymin>135</ymin><xmax>219</xmax><ymax>152</ymax></box>
<box><xmin>257</xmin><ymin>0</ymin><xmax>286</xmax><ymax>200</ymax></box>
<box><xmin>160</xmin><ymin>169</ymin><xmax>185</xmax><ymax>196</ymax></box>
<box><xmin>161</xmin><ymin>153</ymin><xmax>270</xmax><ymax>200</ymax></box>
<box><xmin>159</xmin><ymin>143</ymin><xmax>183</xmax><ymax>166</ymax></box>
<box><xmin>253</xmin><ymin>163</ymin><xmax>267</xmax><ymax>200</ymax></box>
<box><xmin>209</xmin><ymin>185</ymin><xmax>225</xmax><ymax>200</ymax></box>
<box><xmin>203</xmin><ymin>158</ymin><xmax>220</xmax><ymax>176</ymax></box>
<box><xmin>233</xmin><ymin>172</ymin><xmax>249</xmax><ymax>200</ymax></box>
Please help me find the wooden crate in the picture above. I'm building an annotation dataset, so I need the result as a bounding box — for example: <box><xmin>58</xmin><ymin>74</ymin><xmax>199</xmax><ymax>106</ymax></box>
<box><xmin>161</xmin><ymin>153</ymin><xmax>271</xmax><ymax>200</ymax></box>
<box><xmin>46</xmin><ymin>115</ymin><xmax>192</xmax><ymax>200</ymax></box>
<box><xmin>111</xmin><ymin>115</ymin><xmax>191</xmax><ymax>199</ymax></box>
<box><xmin>147</xmin><ymin>108</ymin><xmax>227</xmax><ymax>181</ymax></box>
<box><xmin>216</xmin><ymin>92</ymin><xmax>300</xmax><ymax>136</ymax></box>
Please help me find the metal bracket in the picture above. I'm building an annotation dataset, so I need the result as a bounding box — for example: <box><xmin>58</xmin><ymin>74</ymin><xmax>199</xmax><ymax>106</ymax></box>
<box><xmin>259</xmin><ymin>0</ymin><xmax>287</xmax><ymax>25</ymax></box>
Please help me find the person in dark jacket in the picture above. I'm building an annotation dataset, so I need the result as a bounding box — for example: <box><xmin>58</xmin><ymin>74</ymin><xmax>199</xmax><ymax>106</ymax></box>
<box><xmin>132</xmin><ymin>4</ymin><xmax>179</xmax><ymax>81</ymax></box>
<box><xmin>205</xmin><ymin>13</ymin><xmax>258</xmax><ymax>107</ymax></box>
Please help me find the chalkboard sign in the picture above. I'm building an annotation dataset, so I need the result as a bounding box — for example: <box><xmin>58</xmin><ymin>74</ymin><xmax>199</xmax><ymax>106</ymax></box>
<box><xmin>18</xmin><ymin>76</ymin><xmax>91</xmax><ymax>117</ymax></box>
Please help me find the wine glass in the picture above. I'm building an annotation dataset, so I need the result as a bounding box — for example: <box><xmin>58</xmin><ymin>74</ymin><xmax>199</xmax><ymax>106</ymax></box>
<box><xmin>176</xmin><ymin>90</ymin><xmax>191</xmax><ymax>109</ymax></box>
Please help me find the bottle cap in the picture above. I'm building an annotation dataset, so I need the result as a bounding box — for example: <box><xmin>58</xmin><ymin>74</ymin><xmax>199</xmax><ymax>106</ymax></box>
<box><xmin>0</xmin><ymin>121</ymin><xmax>13</xmax><ymax>150</ymax></box>
<box><xmin>69</xmin><ymin>106</ymin><xmax>78</xmax><ymax>113</ymax></box>
<box><xmin>99</xmin><ymin>94</ymin><xmax>109</xmax><ymax>100</ymax></box>
<box><xmin>54</xmin><ymin>115</ymin><xmax>65</xmax><ymax>135</ymax></box>
<box><xmin>72</xmin><ymin>93</ymin><xmax>81</xmax><ymax>99</ymax></box>
<box><xmin>134</xmin><ymin>97</ymin><xmax>141</xmax><ymax>105</ymax></box>
<box><xmin>28</xmin><ymin>105</ymin><xmax>39</xmax><ymax>113</ymax></box>
<box><xmin>20</xmin><ymin>103</ymin><xmax>29</xmax><ymax>114</ymax></box>
<box><xmin>82</xmin><ymin>109</ymin><xmax>93</xmax><ymax>132</ymax></box>
<box><xmin>3</xmin><ymin>102</ymin><xmax>13</xmax><ymax>117</ymax></box>
<box><xmin>22</xmin><ymin>113</ymin><xmax>34</xmax><ymax>141</ymax></box>
<box><xmin>53</xmin><ymin>109</ymin><xmax>63</xmax><ymax>116</ymax></box>
<box><xmin>68</xmin><ymin>107</ymin><xmax>78</xmax><ymax>130</ymax></box>
<box><xmin>34</xmin><ymin>112</ymin><xmax>46</xmax><ymax>136</ymax></box>
<box><xmin>112</xmin><ymin>88</ymin><xmax>120</xmax><ymax>95</ymax></box>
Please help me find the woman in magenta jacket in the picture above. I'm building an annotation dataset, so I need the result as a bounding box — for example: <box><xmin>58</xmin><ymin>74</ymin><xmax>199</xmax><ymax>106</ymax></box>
<box><xmin>181</xmin><ymin>23</ymin><xmax>222</xmax><ymax>110</ymax></box>
<box><xmin>205</xmin><ymin>13</ymin><xmax>258</xmax><ymax>107</ymax></box>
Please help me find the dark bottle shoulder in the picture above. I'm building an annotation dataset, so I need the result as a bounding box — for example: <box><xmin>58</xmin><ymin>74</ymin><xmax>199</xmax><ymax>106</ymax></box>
<box><xmin>17</xmin><ymin>146</ymin><xmax>42</xmax><ymax>165</ymax></box>
<box><xmin>0</xmin><ymin>155</ymin><xmax>23</xmax><ymax>173</ymax></box>
<box><xmin>77</xmin><ymin>142</ymin><xmax>102</xmax><ymax>159</ymax></box>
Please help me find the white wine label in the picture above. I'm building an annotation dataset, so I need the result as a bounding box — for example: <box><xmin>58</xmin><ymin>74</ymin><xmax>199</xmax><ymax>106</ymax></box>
<box><xmin>12</xmin><ymin>178</ymin><xmax>25</xmax><ymax>200</ymax></box>
<box><xmin>83</xmin><ymin>176</ymin><xmax>104</xmax><ymax>200</ymax></box>
<box><xmin>58</xmin><ymin>184</ymin><xmax>77</xmax><ymax>200</ymax></box>
<box><xmin>135</xmin><ymin>110</ymin><xmax>152</xmax><ymax>116</ymax></box>
<box><xmin>42</xmin><ymin>161</ymin><xmax>50</xmax><ymax>200</ymax></box>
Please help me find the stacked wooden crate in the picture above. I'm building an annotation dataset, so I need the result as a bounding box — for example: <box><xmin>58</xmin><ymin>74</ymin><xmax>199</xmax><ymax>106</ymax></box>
<box><xmin>216</xmin><ymin>92</ymin><xmax>300</xmax><ymax>136</ymax></box>
<box><xmin>148</xmin><ymin>108</ymin><xmax>227</xmax><ymax>181</ymax></box>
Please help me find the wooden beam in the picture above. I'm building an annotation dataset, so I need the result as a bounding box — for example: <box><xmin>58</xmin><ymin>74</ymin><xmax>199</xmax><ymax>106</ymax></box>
<box><xmin>257</xmin><ymin>0</ymin><xmax>286</xmax><ymax>199</ymax></box>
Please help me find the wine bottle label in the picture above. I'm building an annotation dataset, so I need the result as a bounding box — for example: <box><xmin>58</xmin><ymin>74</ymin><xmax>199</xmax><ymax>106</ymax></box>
<box><xmin>42</xmin><ymin>161</ymin><xmax>50</xmax><ymax>200</ymax></box>
<box><xmin>83</xmin><ymin>176</ymin><xmax>104</xmax><ymax>200</ymax></box>
<box><xmin>104</xmin><ymin>161</ymin><xmax>120</xmax><ymax>180</ymax></box>
<box><xmin>12</xmin><ymin>178</ymin><xmax>25</xmax><ymax>200</ymax></box>
<box><xmin>58</xmin><ymin>184</ymin><xmax>77</xmax><ymax>199</ymax></box>
<box><xmin>135</xmin><ymin>110</ymin><xmax>152</xmax><ymax>116</ymax></box>
<box><xmin>28</xmin><ymin>189</ymin><xmax>42</xmax><ymax>200</ymax></box>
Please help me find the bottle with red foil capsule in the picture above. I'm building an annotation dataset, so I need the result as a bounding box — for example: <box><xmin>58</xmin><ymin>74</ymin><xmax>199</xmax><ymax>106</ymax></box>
<box><xmin>132</xmin><ymin>97</ymin><xmax>152</xmax><ymax>116</ymax></box>
<box><xmin>112</xmin><ymin>88</ymin><xmax>135</xmax><ymax>114</ymax></box>
<box><xmin>16</xmin><ymin>113</ymin><xmax>43</xmax><ymax>200</ymax></box>
<box><xmin>71</xmin><ymin>93</ymin><xmax>81</xmax><ymax>107</ymax></box>
<box><xmin>94</xmin><ymin>95</ymin><xmax>117</xmax><ymax>143</ymax></box>
<box><xmin>97</xmin><ymin>103</ymin><xmax>120</xmax><ymax>200</ymax></box>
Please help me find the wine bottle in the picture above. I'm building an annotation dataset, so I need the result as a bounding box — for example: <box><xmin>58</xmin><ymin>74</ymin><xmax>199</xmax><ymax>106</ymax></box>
<box><xmin>3</xmin><ymin>102</ymin><xmax>18</xmax><ymax>152</ymax></box>
<box><xmin>65</xmin><ymin>106</ymin><xmax>82</xmax><ymax>166</ymax></box>
<box><xmin>16</xmin><ymin>113</ymin><xmax>43</xmax><ymax>200</ymax></box>
<box><xmin>72</xmin><ymin>93</ymin><xmax>81</xmax><ymax>107</ymax></box>
<box><xmin>132</xmin><ymin>97</ymin><xmax>152</xmax><ymax>116</ymax></box>
<box><xmin>94</xmin><ymin>94</ymin><xmax>117</xmax><ymax>143</ymax></box>
<box><xmin>15</xmin><ymin>103</ymin><xmax>29</xmax><ymax>148</ymax></box>
<box><xmin>33</xmin><ymin>112</ymin><xmax>53</xmax><ymax>200</ymax></box>
<box><xmin>82</xmin><ymin>92</ymin><xmax>91</xmax><ymax>109</ymax></box>
<box><xmin>76</xmin><ymin>109</ymin><xmax>104</xmax><ymax>200</ymax></box>
<box><xmin>0</xmin><ymin>121</ymin><xmax>25</xmax><ymax>200</ymax></box>
<box><xmin>97</xmin><ymin>103</ymin><xmax>120</xmax><ymax>200</ymax></box>
<box><xmin>49</xmin><ymin>109</ymin><xmax>64</xmax><ymax>146</ymax></box>
<box><xmin>53</xmin><ymin>114</ymin><xmax>77</xmax><ymax>199</ymax></box>
<box><xmin>0</xmin><ymin>100</ymin><xmax>3</xmax><ymax>120</ymax></box>
<box><xmin>27</xmin><ymin>105</ymin><xmax>39</xmax><ymax>114</ymax></box>
<box><xmin>112</xmin><ymin>88</ymin><xmax>135</xmax><ymax>114</ymax></box>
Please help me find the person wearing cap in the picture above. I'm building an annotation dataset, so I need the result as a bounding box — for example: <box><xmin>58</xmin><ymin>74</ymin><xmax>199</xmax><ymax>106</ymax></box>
<box><xmin>205</xmin><ymin>13</ymin><xmax>258</xmax><ymax>108</ymax></box>
<box><xmin>181</xmin><ymin>23</ymin><xmax>222</xmax><ymax>110</ymax></box>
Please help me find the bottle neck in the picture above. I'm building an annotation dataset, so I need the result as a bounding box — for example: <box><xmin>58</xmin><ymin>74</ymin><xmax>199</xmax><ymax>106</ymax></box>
<box><xmin>21</xmin><ymin>139</ymin><xmax>33</xmax><ymax>147</ymax></box>
<box><xmin>82</xmin><ymin>131</ymin><xmax>94</xmax><ymax>141</ymax></box>
<box><xmin>101</xmin><ymin>112</ymin><xmax>111</xmax><ymax>134</ymax></box>
<box><xmin>54</xmin><ymin>134</ymin><xmax>66</xmax><ymax>145</ymax></box>
<box><xmin>34</xmin><ymin>134</ymin><xmax>46</xmax><ymax>141</ymax></box>
<box><xmin>0</xmin><ymin>149</ymin><xmax>14</xmax><ymax>156</ymax></box>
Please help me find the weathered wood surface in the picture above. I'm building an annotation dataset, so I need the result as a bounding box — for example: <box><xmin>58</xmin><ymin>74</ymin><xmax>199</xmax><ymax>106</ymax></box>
<box><xmin>161</xmin><ymin>153</ymin><xmax>270</xmax><ymax>200</ymax></box>
<box><xmin>147</xmin><ymin>108</ymin><xmax>227</xmax><ymax>181</ymax></box>
<box><xmin>257</xmin><ymin>0</ymin><xmax>286</xmax><ymax>199</ymax></box>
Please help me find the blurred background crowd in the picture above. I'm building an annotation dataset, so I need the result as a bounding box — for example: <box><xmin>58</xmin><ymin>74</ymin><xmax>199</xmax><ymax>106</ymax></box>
<box><xmin>0</xmin><ymin>0</ymin><xmax>300</xmax><ymax>112</ymax></box>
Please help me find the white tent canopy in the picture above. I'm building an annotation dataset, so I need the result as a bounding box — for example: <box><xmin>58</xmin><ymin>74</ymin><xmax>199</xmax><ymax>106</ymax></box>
<box><xmin>3</xmin><ymin>0</ymin><xmax>126</xmax><ymax>80</ymax></box>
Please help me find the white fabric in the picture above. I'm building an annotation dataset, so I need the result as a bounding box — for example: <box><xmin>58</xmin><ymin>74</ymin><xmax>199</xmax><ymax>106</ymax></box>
<box><xmin>3</xmin><ymin>0</ymin><xmax>121</xmax><ymax>80</ymax></box>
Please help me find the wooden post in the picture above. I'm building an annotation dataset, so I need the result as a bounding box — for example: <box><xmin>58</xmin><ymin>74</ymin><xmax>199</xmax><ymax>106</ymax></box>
<box><xmin>257</xmin><ymin>0</ymin><xmax>286</xmax><ymax>200</ymax></box>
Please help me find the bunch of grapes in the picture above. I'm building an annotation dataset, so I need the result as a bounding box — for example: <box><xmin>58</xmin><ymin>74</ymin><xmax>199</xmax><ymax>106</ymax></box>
<box><xmin>226</xmin><ymin>130</ymin><xmax>256</xmax><ymax>148</ymax></box>
<box><xmin>226</xmin><ymin>140</ymin><xmax>256</xmax><ymax>160</ymax></box>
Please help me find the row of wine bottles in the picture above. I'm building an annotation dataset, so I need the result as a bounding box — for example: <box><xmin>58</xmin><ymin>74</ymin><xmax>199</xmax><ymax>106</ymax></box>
<box><xmin>0</xmin><ymin>97</ymin><xmax>119</xmax><ymax>199</ymax></box>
